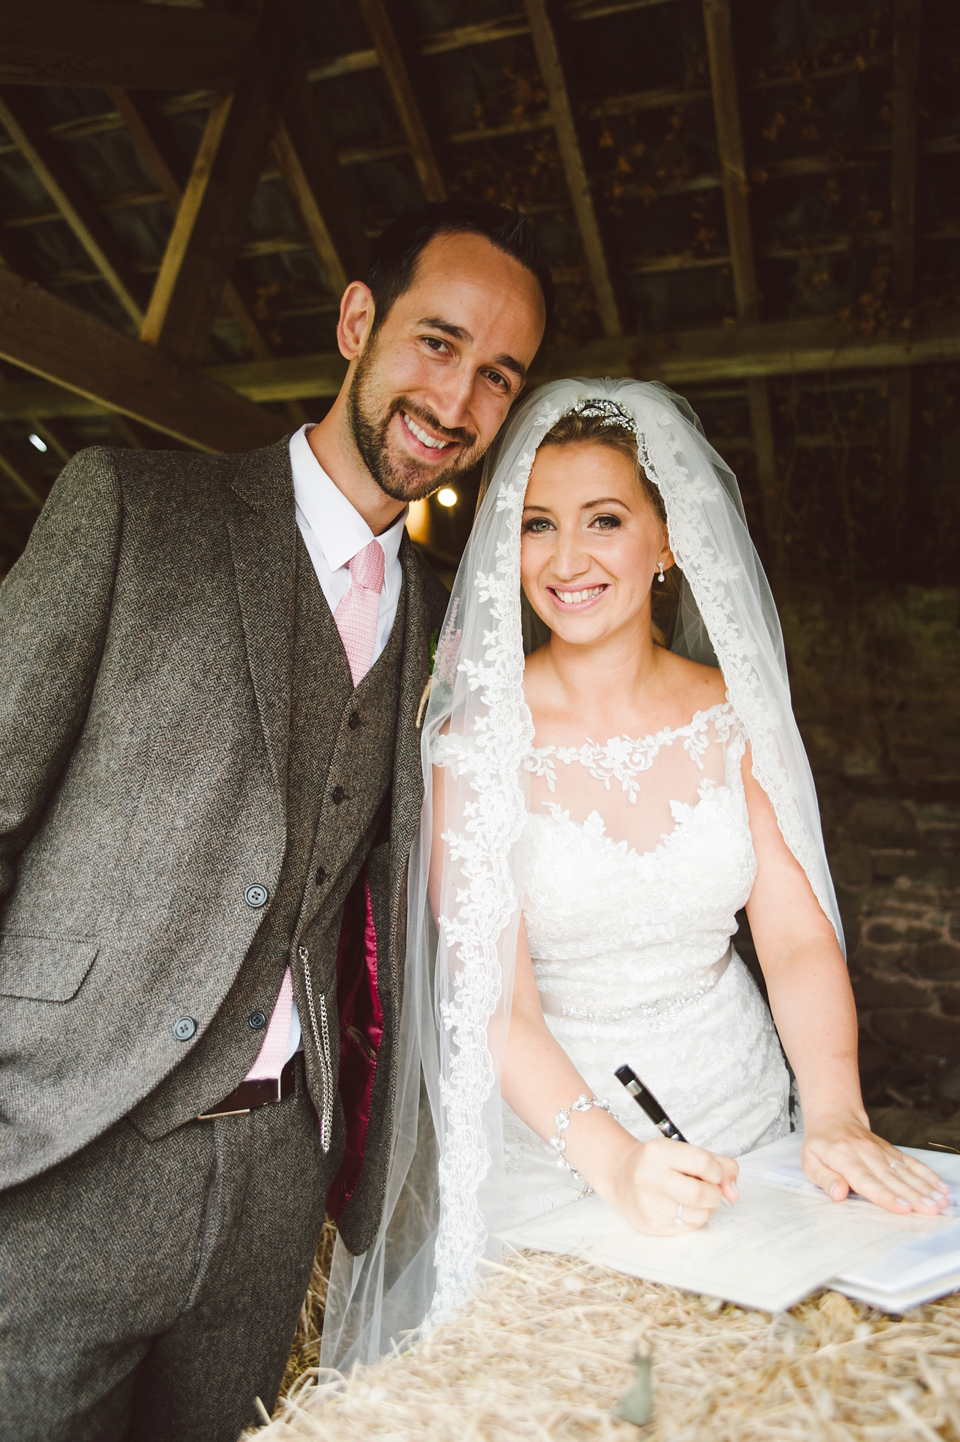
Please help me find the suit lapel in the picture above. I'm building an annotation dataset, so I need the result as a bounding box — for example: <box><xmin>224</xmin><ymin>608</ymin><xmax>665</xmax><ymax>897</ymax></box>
<box><xmin>226</xmin><ymin>438</ymin><xmax>297</xmax><ymax>794</ymax></box>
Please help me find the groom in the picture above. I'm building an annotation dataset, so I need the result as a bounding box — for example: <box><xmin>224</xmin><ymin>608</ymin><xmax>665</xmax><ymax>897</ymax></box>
<box><xmin>0</xmin><ymin>201</ymin><xmax>549</xmax><ymax>1442</ymax></box>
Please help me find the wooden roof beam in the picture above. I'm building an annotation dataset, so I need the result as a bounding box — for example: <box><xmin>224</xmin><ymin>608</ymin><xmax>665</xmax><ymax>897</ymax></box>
<box><xmin>271</xmin><ymin>72</ymin><xmax>370</xmax><ymax>295</ymax></box>
<box><xmin>356</xmin><ymin>0</ymin><xmax>446</xmax><ymax>203</ymax></box>
<box><xmin>0</xmin><ymin>87</ymin><xmax>145</xmax><ymax>326</ymax></box>
<box><xmin>888</xmin><ymin>0</ymin><xmax>923</xmax><ymax>505</ymax></box>
<box><xmin>0</xmin><ymin>268</ymin><xmax>285</xmax><ymax>451</ymax></box>
<box><xmin>702</xmin><ymin>0</ymin><xmax>779</xmax><ymax>547</ymax></box>
<box><xmin>312</xmin><ymin>0</ymin><xmax>682</xmax><ymax>81</ymax></box>
<box><xmin>523</xmin><ymin>0</ymin><xmax>623</xmax><ymax>337</ymax></box>
<box><xmin>140</xmin><ymin>0</ymin><xmax>302</xmax><ymax>364</ymax></box>
<box><xmin>0</xmin><ymin>0</ymin><xmax>256</xmax><ymax>91</ymax></box>
<box><xmin>108</xmin><ymin>88</ymin><xmax>265</xmax><ymax>358</ymax></box>
<box><xmin>12</xmin><ymin>322</ymin><xmax>945</xmax><ymax>422</ymax></box>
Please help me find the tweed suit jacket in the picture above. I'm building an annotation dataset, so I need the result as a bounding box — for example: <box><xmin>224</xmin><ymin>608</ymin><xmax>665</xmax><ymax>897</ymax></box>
<box><xmin>0</xmin><ymin>437</ymin><xmax>448</xmax><ymax>1238</ymax></box>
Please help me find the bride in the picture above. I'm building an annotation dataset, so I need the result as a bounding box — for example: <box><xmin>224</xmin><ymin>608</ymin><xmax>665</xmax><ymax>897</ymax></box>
<box><xmin>322</xmin><ymin>378</ymin><xmax>948</xmax><ymax>1367</ymax></box>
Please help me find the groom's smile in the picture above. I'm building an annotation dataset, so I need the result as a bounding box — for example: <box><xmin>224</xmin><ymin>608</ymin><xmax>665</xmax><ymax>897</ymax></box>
<box><xmin>399</xmin><ymin>409</ymin><xmax>459</xmax><ymax>454</ymax></box>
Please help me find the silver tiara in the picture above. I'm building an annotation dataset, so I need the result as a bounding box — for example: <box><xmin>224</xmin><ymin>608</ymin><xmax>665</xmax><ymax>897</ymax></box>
<box><xmin>570</xmin><ymin>398</ymin><xmax>635</xmax><ymax>428</ymax></box>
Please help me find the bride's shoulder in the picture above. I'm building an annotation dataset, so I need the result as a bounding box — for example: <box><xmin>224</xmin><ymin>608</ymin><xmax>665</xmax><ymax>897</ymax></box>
<box><xmin>658</xmin><ymin>651</ymin><xmax>728</xmax><ymax>714</ymax></box>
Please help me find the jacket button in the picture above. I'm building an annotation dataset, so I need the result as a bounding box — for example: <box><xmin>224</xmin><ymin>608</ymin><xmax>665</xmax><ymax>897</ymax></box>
<box><xmin>315</xmin><ymin>866</ymin><xmax>327</xmax><ymax>886</ymax></box>
<box><xmin>331</xmin><ymin>786</ymin><xmax>345</xmax><ymax>804</ymax></box>
<box><xmin>173</xmin><ymin>1016</ymin><xmax>197</xmax><ymax>1042</ymax></box>
<box><xmin>244</xmin><ymin>884</ymin><xmax>269</xmax><ymax>908</ymax></box>
<box><xmin>348</xmin><ymin>711</ymin><xmax>361</xmax><ymax>729</ymax></box>
<box><xmin>248</xmin><ymin>1010</ymin><xmax>267</xmax><ymax>1030</ymax></box>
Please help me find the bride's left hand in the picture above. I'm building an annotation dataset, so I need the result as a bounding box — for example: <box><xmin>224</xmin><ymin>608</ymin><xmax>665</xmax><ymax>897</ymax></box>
<box><xmin>801</xmin><ymin>1116</ymin><xmax>951</xmax><ymax>1214</ymax></box>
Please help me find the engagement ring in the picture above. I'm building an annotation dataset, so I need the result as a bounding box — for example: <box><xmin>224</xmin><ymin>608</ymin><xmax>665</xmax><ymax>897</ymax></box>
<box><xmin>675</xmin><ymin>1203</ymin><xmax>684</xmax><ymax>1225</ymax></box>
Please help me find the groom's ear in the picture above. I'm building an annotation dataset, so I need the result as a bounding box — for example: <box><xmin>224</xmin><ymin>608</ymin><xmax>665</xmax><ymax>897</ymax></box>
<box><xmin>338</xmin><ymin>282</ymin><xmax>376</xmax><ymax>362</ymax></box>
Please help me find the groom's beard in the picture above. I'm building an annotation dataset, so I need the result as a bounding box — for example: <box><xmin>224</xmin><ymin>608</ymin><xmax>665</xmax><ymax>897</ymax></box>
<box><xmin>347</xmin><ymin>343</ymin><xmax>483</xmax><ymax>503</ymax></box>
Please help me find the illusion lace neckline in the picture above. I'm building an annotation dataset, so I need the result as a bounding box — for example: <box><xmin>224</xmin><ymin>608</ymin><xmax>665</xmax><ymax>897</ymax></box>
<box><xmin>526</xmin><ymin>697</ymin><xmax>736</xmax><ymax>801</ymax></box>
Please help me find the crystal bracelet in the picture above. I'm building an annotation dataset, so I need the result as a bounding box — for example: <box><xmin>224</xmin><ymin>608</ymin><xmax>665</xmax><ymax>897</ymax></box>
<box><xmin>549</xmin><ymin>1093</ymin><xmax>612</xmax><ymax>1185</ymax></box>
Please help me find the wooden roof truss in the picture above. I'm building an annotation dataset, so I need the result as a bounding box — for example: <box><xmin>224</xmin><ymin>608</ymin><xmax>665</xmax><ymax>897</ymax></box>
<box><xmin>0</xmin><ymin>0</ymin><xmax>956</xmax><ymax>568</ymax></box>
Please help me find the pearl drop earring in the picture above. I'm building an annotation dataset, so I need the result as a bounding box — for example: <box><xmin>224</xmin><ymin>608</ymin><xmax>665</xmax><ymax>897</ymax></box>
<box><xmin>657</xmin><ymin>562</ymin><xmax>665</xmax><ymax>584</ymax></box>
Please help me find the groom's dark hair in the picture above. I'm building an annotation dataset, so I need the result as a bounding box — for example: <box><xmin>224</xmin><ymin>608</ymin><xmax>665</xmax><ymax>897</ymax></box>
<box><xmin>366</xmin><ymin>200</ymin><xmax>554</xmax><ymax>337</ymax></box>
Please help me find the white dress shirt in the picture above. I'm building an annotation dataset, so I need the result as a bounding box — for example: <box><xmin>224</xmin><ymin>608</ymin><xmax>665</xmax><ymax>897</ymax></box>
<box><xmin>290</xmin><ymin>424</ymin><xmax>407</xmax><ymax>664</ymax></box>
<box><xmin>280</xmin><ymin>425</ymin><xmax>408</xmax><ymax>1062</ymax></box>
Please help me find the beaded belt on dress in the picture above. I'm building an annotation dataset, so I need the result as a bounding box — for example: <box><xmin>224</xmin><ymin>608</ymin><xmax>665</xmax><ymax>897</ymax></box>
<box><xmin>537</xmin><ymin>945</ymin><xmax>732</xmax><ymax>1025</ymax></box>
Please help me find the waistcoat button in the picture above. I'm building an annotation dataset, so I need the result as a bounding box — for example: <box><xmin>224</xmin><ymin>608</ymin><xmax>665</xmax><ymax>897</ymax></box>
<box><xmin>315</xmin><ymin>866</ymin><xmax>327</xmax><ymax>886</ymax></box>
<box><xmin>173</xmin><ymin>1016</ymin><xmax>197</xmax><ymax>1042</ymax></box>
<box><xmin>244</xmin><ymin>884</ymin><xmax>269</xmax><ymax>908</ymax></box>
<box><xmin>331</xmin><ymin>786</ymin><xmax>345</xmax><ymax>804</ymax></box>
<box><xmin>248</xmin><ymin>1010</ymin><xmax>267</xmax><ymax>1030</ymax></box>
<box><xmin>348</xmin><ymin>711</ymin><xmax>361</xmax><ymax>729</ymax></box>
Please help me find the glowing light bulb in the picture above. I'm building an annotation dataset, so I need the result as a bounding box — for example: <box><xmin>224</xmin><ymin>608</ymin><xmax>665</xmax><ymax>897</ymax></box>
<box><xmin>436</xmin><ymin>487</ymin><xmax>457</xmax><ymax>508</ymax></box>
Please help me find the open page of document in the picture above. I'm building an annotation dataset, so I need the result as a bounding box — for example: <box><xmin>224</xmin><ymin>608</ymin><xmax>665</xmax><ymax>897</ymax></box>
<box><xmin>498</xmin><ymin>1173</ymin><xmax>950</xmax><ymax>1313</ymax></box>
<box><xmin>737</xmin><ymin>1135</ymin><xmax>960</xmax><ymax>1214</ymax></box>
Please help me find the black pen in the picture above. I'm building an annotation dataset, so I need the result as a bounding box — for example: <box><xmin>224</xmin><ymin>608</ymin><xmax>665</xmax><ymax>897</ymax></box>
<box><xmin>616</xmin><ymin>1063</ymin><xmax>734</xmax><ymax>1207</ymax></box>
<box><xmin>615</xmin><ymin>1064</ymin><xmax>688</xmax><ymax>1141</ymax></box>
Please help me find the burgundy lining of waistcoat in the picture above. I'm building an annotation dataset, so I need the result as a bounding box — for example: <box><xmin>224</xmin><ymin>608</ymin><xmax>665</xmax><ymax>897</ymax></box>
<box><xmin>327</xmin><ymin>872</ymin><xmax>384</xmax><ymax>1220</ymax></box>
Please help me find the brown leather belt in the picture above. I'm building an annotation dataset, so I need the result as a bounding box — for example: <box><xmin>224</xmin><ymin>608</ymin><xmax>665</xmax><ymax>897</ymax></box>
<box><xmin>197</xmin><ymin>1054</ymin><xmax>298</xmax><ymax>1120</ymax></box>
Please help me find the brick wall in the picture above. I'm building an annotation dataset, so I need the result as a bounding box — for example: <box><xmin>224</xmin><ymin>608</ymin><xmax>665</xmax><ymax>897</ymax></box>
<box><xmin>773</xmin><ymin>585</ymin><xmax>960</xmax><ymax>1144</ymax></box>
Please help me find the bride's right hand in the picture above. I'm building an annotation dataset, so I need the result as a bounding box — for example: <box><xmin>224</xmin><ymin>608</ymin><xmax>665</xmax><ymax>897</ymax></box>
<box><xmin>609</xmin><ymin>1137</ymin><xmax>740</xmax><ymax>1234</ymax></box>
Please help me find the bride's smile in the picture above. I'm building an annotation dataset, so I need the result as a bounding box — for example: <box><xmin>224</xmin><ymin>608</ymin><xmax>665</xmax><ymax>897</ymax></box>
<box><xmin>520</xmin><ymin>439</ymin><xmax>673</xmax><ymax>645</ymax></box>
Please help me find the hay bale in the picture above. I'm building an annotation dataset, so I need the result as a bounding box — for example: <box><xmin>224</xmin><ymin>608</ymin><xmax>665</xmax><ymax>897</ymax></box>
<box><xmin>278</xmin><ymin>1217</ymin><xmax>338</xmax><ymax>1398</ymax></box>
<box><xmin>252</xmin><ymin>1248</ymin><xmax>960</xmax><ymax>1440</ymax></box>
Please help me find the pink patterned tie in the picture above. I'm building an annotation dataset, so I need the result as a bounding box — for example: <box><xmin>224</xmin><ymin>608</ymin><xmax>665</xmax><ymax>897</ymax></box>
<box><xmin>334</xmin><ymin>539</ymin><xmax>386</xmax><ymax>686</ymax></box>
<box><xmin>243</xmin><ymin>539</ymin><xmax>386</xmax><ymax>1084</ymax></box>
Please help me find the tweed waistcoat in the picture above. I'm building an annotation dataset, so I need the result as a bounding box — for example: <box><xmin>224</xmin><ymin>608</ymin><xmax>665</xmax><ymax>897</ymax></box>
<box><xmin>130</xmin><ymin>534</ymin><xmax>406</xmax><ymax>1140</ymax></box>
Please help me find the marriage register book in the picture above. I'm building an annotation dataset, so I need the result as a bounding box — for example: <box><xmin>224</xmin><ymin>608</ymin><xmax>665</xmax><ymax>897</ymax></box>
<box><xmin>497</xmin><ymin>1136</ymin><xmax>960</xmax><ymax>1314</ymax></box>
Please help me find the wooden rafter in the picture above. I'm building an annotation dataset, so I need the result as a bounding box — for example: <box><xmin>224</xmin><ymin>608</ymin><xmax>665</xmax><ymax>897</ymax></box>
<box><xmin>0</xmin><ymin>0</ymin><xmax>256</xmax><ymax>92</ymax></box>
<box><xmin>0</xmin><ymin>87</ymin><xmax>144</xmax><ymax>325</ymax></box>
<box><xmin>702</xmin><ymin>0</ymin><xmax>779</xmax><ymax>546</ymax></box>
<box><xmin>888</xmin><ymin>0</ymin><xmax>922</xmax><ymax>502</ymax></box>
<box><xmin>0</xmin><ymin>268</ymin><xmax>285</xmax><ymax>451</ymax></box>
<box><xmin>522</xmin><ymin>0</ymin><xmax>622</xmax><ymax>337</ymax></box>
<box><xmin>313</xmin><ymin>0</ymin><xmax>684</xmax><ymax>81</ymax></box>
<box><xmin>356</xmin><ymin>0</ymin><xmax>447</xmax><ymax>203</ymax></box>
<box><xmin>271</xmin><ymin>72</ymin><xmax>370</xmax><ymax>295</ymax></box>
<box><xmin>108</xmin><ymin>87</ymin><xmax>309</xmax><ymax>427</ymax></box>
<box><xmin>108</xmin><ymin>90</ymin><xmax>278</xmax><ymax>358</ymax></box>
<box><xmin>140</xmin><ymin>0</ymin><xmax>301</xmax><ymax>363</ymax></box>
<box><xmin>8</xmin><ymin>308</ymin><xmax>960</xmax><ymax>420</ymax></box>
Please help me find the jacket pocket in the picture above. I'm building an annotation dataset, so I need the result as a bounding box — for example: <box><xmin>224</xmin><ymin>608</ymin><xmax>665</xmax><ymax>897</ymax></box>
<box><xmin>0</xmin><ymin>934</ymin><xmax>99</xmax><ymax>1001</ymax></box>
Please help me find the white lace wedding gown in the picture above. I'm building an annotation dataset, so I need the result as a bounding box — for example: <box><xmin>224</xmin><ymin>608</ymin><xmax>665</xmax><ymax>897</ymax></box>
<box><xmin>501</xmin><ymin>697</ymin><xmax>792</xmax><ymax>1227</ymax></box>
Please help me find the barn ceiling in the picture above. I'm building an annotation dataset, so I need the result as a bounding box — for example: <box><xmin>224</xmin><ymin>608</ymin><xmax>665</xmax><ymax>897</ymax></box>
<box><xmin>0</xmin><ymin>0</ymin><xmax>958</xmax><ymax>584</ymax></box>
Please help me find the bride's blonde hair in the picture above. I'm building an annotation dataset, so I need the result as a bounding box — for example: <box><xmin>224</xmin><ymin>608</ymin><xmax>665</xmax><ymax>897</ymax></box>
<box><xmin>538</xmin><ymin>409</ymin><xmax>675</xmax><ymax>647</ymax></box>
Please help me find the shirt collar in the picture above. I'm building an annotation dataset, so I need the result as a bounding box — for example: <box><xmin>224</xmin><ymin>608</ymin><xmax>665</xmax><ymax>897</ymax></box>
<box><xmin>289</xmin><ymin>424</ymin><xmax>407</xmax><ymax>573</ymax></box>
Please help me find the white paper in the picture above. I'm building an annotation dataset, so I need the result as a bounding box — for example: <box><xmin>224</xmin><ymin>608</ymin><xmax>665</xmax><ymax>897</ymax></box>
<box><xmin>739</xmin><ymin>1135</ymin><xmax>960</xmax><ymax>1215</ymax></box>
<box><xmin>498</xmin><ymin>1173</ymin><xmax>947</xmax><ymax>1314</ymax></box>
<box><xmin>839</xmin><ymin>1220</ymin><xmax>960</xmax><ymax>1293</ymax></box>
<box><xmin>832</xmin><ymin>1267</ymin><xmax>960</xmax><ymax>1313</ymax></box>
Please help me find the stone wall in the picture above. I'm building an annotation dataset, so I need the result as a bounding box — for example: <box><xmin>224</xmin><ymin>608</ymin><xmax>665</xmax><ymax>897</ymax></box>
<box><xmin>778</xmin><ymin>584</ymin><xmax>960</xmax><ymax>1144</ymax></box>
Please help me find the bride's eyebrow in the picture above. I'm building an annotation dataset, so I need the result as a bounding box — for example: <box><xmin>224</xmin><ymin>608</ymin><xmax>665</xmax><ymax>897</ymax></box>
<box><xmin>581</xmin><ymin>496</ymin><xmax>629</xmax><ymax>509</ymax></box>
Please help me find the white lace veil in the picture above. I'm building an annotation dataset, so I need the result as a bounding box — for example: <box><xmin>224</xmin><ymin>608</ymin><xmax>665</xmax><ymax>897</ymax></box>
<box><xmin>321</xmin><ymin>377</ymin><xmax>843</xmax><ymax>1371</ymax></box>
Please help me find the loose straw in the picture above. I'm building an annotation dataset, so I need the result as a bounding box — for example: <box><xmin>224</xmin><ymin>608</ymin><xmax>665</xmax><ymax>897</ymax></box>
<box><xmin>248</xmin><ymin>1243</ymin><xmax>960</xmax><ymax>1440</ymax></box>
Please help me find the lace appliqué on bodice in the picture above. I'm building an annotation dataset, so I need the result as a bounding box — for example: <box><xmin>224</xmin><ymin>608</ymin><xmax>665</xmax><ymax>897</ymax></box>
<box><xmin>526</xmin><ymin>700</ymin><xmax>738</xmax><ymax>802</ymax></box>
